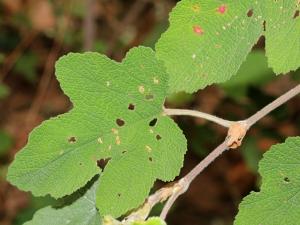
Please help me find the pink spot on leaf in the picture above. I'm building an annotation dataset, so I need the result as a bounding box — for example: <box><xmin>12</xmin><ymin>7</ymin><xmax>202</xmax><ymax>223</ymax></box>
<box><xmin>218</xmin><ymin>5</ymin><xmax>227</xmax><ymax>14</ymax></box>
<box><xmin>193</xmin><ymin>25</ymin><xmax>204</xmax><ymax>35</ymax></box>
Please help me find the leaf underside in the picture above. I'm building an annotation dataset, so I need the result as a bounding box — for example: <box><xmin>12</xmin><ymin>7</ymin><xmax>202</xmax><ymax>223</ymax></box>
<box><xmin>24</xmin><ymin>178</ymin><xmax>101</xmax><ymax>225</ymax></box>
<box><xmin>234</xmin><ymin>137</ymin><xmax>300</xmax><ymax>225</ymax></box>
<box><xmin>7</xmin><ymin>47</ymin><xmax>187</xmax><ymax>217</ymax></box>
<box><xmin>156</xmin><ymin>0</ymin><xmax>300</xmax><ymax>93</ymax></box>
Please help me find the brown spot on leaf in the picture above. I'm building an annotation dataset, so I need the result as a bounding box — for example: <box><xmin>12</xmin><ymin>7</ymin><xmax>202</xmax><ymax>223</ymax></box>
<box><xmin>145</xmin><ymin>94</ymin><xmax>154</xmax><ymax>100</ymax></box>
<box><xmin>293</xmin><ymin>10</ymin><xmax>299</xmax><ymax>19</ymax></box>
<box><xmin>97</xmin><ymin>158</ymin><xmax>111</xmax><ymax>169</ymax></box>
<box><xmin>68</xmin><ymin>136</ymin><xmax>77</xmax><ymax>144</ymax></box>
<box><xmin>247</xmin><ymin>9</ymin><xmax>253</xmax><ymax>17</ymax></box>
<box><xmin>128</xmin><ymin>103</ymin><xmax>135</xmax><ymax>110</ymax></box>
<box><xmin>116</xmin><ymin>118</ymin><xmax>125</xmax><ymax>127</ymax></box>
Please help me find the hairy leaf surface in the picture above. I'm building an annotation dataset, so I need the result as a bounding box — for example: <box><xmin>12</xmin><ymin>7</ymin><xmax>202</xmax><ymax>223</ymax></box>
<box><xmin>156</xmin><ymin>0</ymin><xmax>300</xmax><ymax>93</ymax></box>
<box><xmin>235</xmin><ymin>137</ymin><xmax>300</xmax><ymax>225</ymax></box>
<box><xmin>156</xmin><ymin>0</ymin><xmax>264</xmax><ymax>93</ymax></box>
<box><xmin>264</xmin><ymin>0</ymin><xmax>300</xmax><ymax>74</ymax></box>
<box><xmin>7</xmin><ymin>47</ymin><xmax>187</xmax><ymax>217</ymax></box>
<box><xmin>24</xmin><ymin>179</ymin><xmax>101</xmax><ymax>225</ymax></box>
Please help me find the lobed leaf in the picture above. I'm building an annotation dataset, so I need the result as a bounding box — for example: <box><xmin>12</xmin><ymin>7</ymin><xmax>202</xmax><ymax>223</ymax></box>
<box><xmin>156</xmin><ymin>0</ymin><xmax>264</xmax><ymax>93</ymax></box>
<box><xmin>7</xmin><ymin>47</ymin><xmax>187</xmax><ymax>217</ymax></box>
<box><xmin>235</xmin><ymin>136</ymin><xmax>300</xmax><ymax>225</ymax></box>
<box><xmin>156</xmin><ymin>0</ymin><xmax>300</xmax><ymax>93</ymax></box>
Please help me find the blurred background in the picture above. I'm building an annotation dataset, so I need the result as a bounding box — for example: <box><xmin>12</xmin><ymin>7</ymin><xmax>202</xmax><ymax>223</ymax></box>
<box><xmin>0</xmin><ymin>0</ymin><xmax>299</xmax><ymax>225</ymax></box>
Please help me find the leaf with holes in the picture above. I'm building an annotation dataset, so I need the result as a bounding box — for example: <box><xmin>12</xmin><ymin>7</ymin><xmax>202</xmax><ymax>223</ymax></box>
<box><xmin>7</xmin><ymin>47</ymin><xmax>187</xmax><ymax>217</ymax></box>
<box><xmin>264</xmin><ymin>0</ymin><xmax>300</xmax><ymax>74</ymax></box>
<box><xmin>156</xmin><ymin>0</ymin><xmax>300</xmax><ymax>93</ymax></box>
<box><xmin>234</xmin><ymin>137</ymin><xmax>300</xmax><ymax>225</ymax></box>
<box><xmin>24</xmin><ymin>178</ymin><xmax>101</xmax><ymax>225</ymax></box>
<box><xmin>156</xmin><ymin>0</ymin><xmax>264</xmax><ymax>93</ymax></box>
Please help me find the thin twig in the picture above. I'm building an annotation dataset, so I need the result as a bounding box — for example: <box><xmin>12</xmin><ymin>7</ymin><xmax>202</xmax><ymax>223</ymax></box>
<box><xmin>160</xmin><ymin>142</ymin><xmax>228</xmax><ymax>220</ymax></box>
<box><xmin>164</xmin><ymin>108</ymin><xmax>233</xmax><ymax>128</ymax></box>
<box><xmin>83</xmin><ymin>0</ymin><xmax>95</xmax><ymax>51</ymax></box>
<box><xmin>122</xmin><ymin>184</ymin><xmax>177</xmax><ymax>224</ymax></box>
<box><xmin>246</xmin><ymin>84</ymin><xmax>300</xmax><ymax>128</ymax></box>
<box><xmin>159</xmin><ymin>178</ymin><xmax>189</xmax><ymax>220</ymax></box>
<box><xmin>182</xmin><ymin>141</ymin><xmax>229</xmax><ymax>187</ymax></box>
<box><xmin>157</xmin><ymin>83</ymin><xmax>300</xmax><ymax>220</ymax></box>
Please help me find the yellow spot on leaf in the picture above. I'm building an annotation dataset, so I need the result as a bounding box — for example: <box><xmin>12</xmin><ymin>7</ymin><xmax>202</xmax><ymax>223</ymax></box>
<box><xmin>139</xmin><ymin>85</ymin><xmax>145</xmax><ymax>94</ymax></box>
<box><xmin>191</xmin><ymin>4</ymin><xmax>200</xmax><ymax>13</ymax></box>
<box><xmin>145</xmin><ymin>145</ymin><xmax>152</xmax><ymax>152</ymax></box>
<box><xmin>97</xmin><ymin>137</ymin><xmax>103</xmax><ymax>144</ymax></box>
<box><xmin>116</xmin><ymin>136</ymin><xmax>121</xmax><ymax>145</ymax></box>
<box><xmin>153</xmin><ymin>77</ymin><xmax>159</xmax><ymax>84</ymax></box>
<box><xmin>112</xmin><ymin>128</ymin><xmax>118</xmax><ymax>135</ymax></box>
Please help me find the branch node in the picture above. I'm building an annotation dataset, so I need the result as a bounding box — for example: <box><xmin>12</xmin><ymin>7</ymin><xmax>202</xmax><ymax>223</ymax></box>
<box><xmin>226</xmin><ymin>121</ymin><xmax>247</xmax><ymax>149</ymax></box>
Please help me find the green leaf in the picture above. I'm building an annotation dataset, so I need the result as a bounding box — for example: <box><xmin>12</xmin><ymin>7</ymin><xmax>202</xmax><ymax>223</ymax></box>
<box><xmin>13</xmin><ymin>195</ymin><xmax>56</xmax><ymax>225</ymax></box>
<box><xmin>166</xmin><ymin>91</ymin><xmax>194</xmax><ymax>107</ymax></box>
<box><xmin>240</xmin><ymin>137</ymin><xmax>262</xmax><ymax>172</ymax></box>
<box><xmin>24</xmin><ymin>178</ymin><xmax>101</xmax><ymax>225</ymax></box>
<box><xmin>235</xmin><ymin>137</ymin><xmax>300</xmax><ymax>225</ymax></box>
<box><xmin>7</xmin><ymin>47</ymin><xmax>187</xmax><ymax>217</ymax></box>
<box><xmin>264</xmin><ymin>0</ymin><xmax>300</xmax><ymax>74</ymax></box>
<box><xmin>131</xmin><ymin>217</ymin><xmax>166</xmax><ymax>225</ymax></box>
<box><xmin>291</xmin><ymin>69</ymin><xmax>300</xmax><ymax>82</ymax></box>
<box><xmin>221</xmin><ymin>50</ymin><xmax>274</xmax><ymax>100</ymax></box>
<box><xmin>156</xmin><ymin>0</ymin><xmax>264</xmax><ymax>93</ymax></box>
<box><xmin>156</xmin><ymin>0</ymin><xmax>300</xmax><ymax>93</ymax></box>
